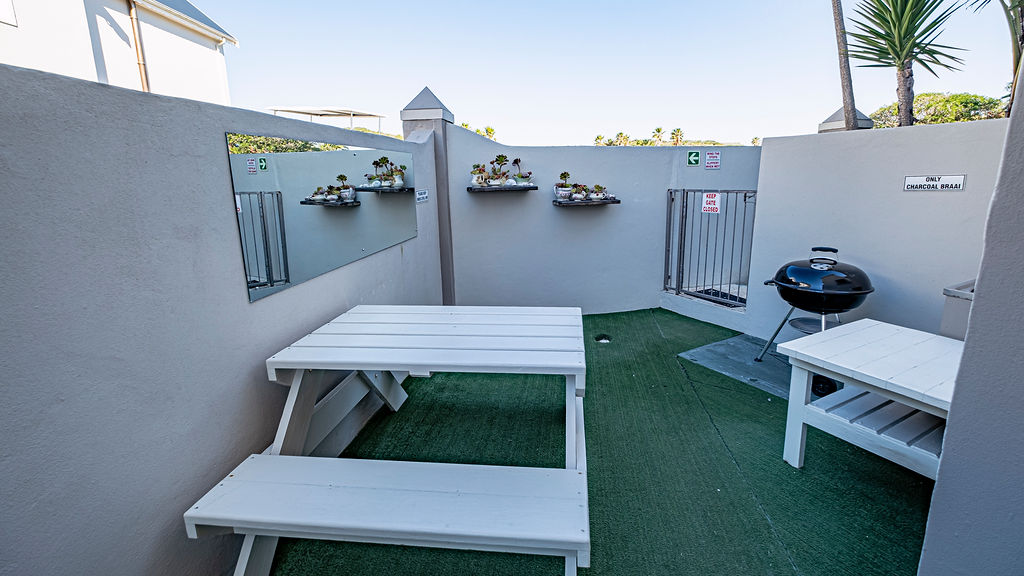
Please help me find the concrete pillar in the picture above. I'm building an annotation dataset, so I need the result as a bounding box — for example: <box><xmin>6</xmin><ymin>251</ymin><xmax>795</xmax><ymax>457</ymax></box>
<box><xmin>402</xmin><ymin>87</ymin><xmax>456</xmax><ymax>305</ymax></box>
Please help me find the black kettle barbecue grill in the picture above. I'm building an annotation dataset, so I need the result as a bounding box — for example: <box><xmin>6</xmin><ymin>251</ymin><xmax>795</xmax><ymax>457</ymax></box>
<box><xmin>754</xmin><ymin>247</ymin><xmax>874</xmax><ymax>367</ymax></box>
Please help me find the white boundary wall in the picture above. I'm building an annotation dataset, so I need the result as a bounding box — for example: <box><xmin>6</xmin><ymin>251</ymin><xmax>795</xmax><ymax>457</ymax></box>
<box><xmin>0</xmin><ymin>64</ymin><xmax>440</xmax><ymax>576</ymax></box>
<box><xmin>663</xmin><ymin>119</ymin><xmax>1008</xmax><ymax>342</ymax></box>
<box><xmin>918</xmin><ymin>86</ymin><xmax>1024</xmax><ymax>576</ymax></box>
<box><xmin>446</xmin><ymin>127</ymin><xmax>762</xmax><ymax>313</ymax></box>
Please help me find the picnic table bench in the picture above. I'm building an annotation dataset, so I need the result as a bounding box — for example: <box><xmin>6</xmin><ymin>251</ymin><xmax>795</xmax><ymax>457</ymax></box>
<box><xmin>185</xmin><ymin>305</ymin><xmax>590</xmax><ymax>576</ymax></box>
<box><xmin>779</xmin><ymin>319</ymin><xmax>962</xmax><ymax>479</ymax></box>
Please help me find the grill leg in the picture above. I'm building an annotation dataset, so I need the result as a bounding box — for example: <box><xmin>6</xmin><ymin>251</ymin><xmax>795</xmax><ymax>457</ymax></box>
<box><xmin>755</xmin><ymin>306</ymin><xmax>795</xmax><ymax>362</ymax></box>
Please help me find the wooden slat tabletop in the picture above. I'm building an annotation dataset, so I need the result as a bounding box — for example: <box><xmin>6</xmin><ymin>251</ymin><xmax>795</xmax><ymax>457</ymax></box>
<box><xmin>778</xmin><ymin>319</ymin><xmax>962</xmax><ymax>411</ymax></box>
<box><xmin>267</xmin><ymin>305</ymin><xmax>586</xmax><ymax>383</ymax></box>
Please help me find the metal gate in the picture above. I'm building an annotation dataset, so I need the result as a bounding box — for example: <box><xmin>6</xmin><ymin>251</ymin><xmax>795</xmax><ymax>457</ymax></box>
<box><xmin>236</xmin><ymin>191</ymin><xmax>289</xmax><ymax>290</ymax></box>
<box><xmin>664</xmin><ymin>189</ymin><xmax>757</xmax><ymax>308</ymax></box>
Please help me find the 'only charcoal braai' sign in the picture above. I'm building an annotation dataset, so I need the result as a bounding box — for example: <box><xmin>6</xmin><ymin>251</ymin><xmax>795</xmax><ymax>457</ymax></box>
<box><xmin>904</xmin><ymin>174</ymin><xmax>966</xmax><ymax>191</ymax></box>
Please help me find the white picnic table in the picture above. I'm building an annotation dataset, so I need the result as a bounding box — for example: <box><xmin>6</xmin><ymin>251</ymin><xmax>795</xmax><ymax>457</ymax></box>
<box><xmin>185</xmin><ymin>305</ymin><xmax>591</xmax><ymax>576</ymax></box>
<box><xmin>779</xmin><ymin>318</ymin><xmax>962</xmax><ymax>479</ymax></box>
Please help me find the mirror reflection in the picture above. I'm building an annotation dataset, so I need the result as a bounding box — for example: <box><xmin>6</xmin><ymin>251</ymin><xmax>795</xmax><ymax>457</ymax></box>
<box><xmin>226</xmin><ymin>133</ymin><xmax>417</xmax><ymax>301</ymax></box>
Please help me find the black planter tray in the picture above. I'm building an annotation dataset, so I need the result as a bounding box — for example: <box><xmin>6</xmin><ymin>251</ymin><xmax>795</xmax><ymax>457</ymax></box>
<box><xmin>300</xmin><ymin>199</ymin><xmax>361</xmax><ymax>207</ymax></box>
<box><xmin>467</xmin><ymin>185</ymin><xmax>538</xmax><ymax>192</ymax></box>
<box><xmin>353</xmin><ymin>186</ymin><xmax>414</xmax><ymax>193</ymax></box>
<box><xmin>553</xmin><ymin>198</ymin><xmax>621</xmax><ymax>207</ymax></box>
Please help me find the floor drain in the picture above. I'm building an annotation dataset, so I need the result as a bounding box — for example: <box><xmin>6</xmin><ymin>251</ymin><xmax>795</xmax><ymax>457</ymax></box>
<box><xmin>595</xmin><ymin>334</ymin><xmax>612</xmax><ymax>343</ymax></box>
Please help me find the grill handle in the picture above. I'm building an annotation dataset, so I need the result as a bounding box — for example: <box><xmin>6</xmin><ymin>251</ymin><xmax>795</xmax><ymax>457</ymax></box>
<box><xmin>764</xmin><ymin>279</ymin><xmax>776</xmax><ymax>286</ymax></box>
<box><xmin>811</xmin><ymin>246</ymin><xmax>838</xmax><ymax>253</ymax></box>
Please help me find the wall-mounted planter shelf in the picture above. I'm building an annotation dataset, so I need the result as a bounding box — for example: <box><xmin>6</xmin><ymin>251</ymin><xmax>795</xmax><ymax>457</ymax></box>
<box><xmin>467</xmin><ymin>185</ymin><xmax>539</xmax><ymax>193</ymax></box>
<box><xmin>299</xmin><ymin>199</ymin><xmax>361</xmax><ymax>207</ymax></box>
<box><xmin>353</xmin><ymin>186</ymin><xmax>414</xmax><ymax>193</ymax></box>
<box><xmin>553</xmin><ymin>198</ymin><xmax>621</xmax><ymax>207</ymax></box>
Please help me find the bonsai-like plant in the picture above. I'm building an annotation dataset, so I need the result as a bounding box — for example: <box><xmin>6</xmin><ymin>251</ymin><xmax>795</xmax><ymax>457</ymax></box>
<box><xmin>592</xmin><ymin>184</ymin><xmax>607</xmax><ymax>195</ymax></box>
<box><xmin>558</xmin><ymin>172</ymin><xmax>571</xmax><ymax>188</ymax></box>
<box><xmin>512</xmin><ymin>158</ymin><xmax>532</xmax><ymax>182</ymax></box>
<box><xmin>336</xmin><ymin>174</ymin><xmax>353</xmax><ymax>189</ymax></box>
<box><xmin>471</xmin><ymin>163</ymin><xmax>487</xmax><ymax>175</ymax></box>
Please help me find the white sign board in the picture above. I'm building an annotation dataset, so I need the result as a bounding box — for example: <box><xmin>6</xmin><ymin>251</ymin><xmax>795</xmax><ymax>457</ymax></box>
<box><xmin>415</xmin><ymin>189</ymin><xmax>429</xmax><ymax>203</ymax></box>
<box><xmin>246</xmin><ymin>158</ymin><xmax>257</xmax><ymax>175</ymax></box>
<box><xmin>702</xmin><ymin>192</ymin><xmax>721</xmax><ymax>214</ymax></box>
<box><xmin>705</xmin><ymin>150</ymin><xmax>721</xmax><ymax>170</ymax></box>
<box><xmin>904</xmin><ymin>174</ymin><xmax>965</xmax><ymax>191</ymax></box>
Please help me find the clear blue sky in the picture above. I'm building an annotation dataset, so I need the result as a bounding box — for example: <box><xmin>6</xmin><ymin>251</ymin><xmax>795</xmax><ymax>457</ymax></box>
<box><xmin>199</xmin><ymin>0</ymin><xmax>1010</xmax><ymax>145</ymax></box>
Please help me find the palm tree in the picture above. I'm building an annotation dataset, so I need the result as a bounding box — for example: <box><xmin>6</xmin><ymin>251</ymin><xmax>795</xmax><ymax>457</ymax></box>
<box><xmin>594</xmin><ymin>135</ymin><xmax>606</xmax><ymax>146</ymax></box>
<box><xmin>651</xmin><ymin>127</ymin><xmax>665</xmax><ymax>145</ymax></box>
<box><xmin>670</xmin><ymin>128</ymin><xmax>684</xmax><ymax>146</ymax></box>
<box><xmin>832</xmin><ymin>0</ymin><xmax>860</xmax><ymax>130</ymax></box>
<box><xmin>968</xmin><ymin>0</ymin><xmax>1024</xmax><ymax>114</ymax></box>
<box><xmin>847</xmin><ymin>0</ymin><xmax>965</xmax><ymax>126</ymax></box>
<box><xmin>613</xmin><ymin>132</ymin><xmax>630</xmax><ymax>146</ymax></box>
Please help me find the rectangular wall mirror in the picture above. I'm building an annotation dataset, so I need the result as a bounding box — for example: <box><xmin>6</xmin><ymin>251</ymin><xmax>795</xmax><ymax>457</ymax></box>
<box><xmin>225</xmin><ymin>133</ymin><xmax>417</xmax><ymax>301</ymax></box>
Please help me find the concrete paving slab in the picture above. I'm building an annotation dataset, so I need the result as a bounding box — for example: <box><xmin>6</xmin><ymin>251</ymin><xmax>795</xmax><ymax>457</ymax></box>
<box><xmin>679</xmin><ymin>334</ymin><xmax>793</xmax><ymax>399</ymax></box>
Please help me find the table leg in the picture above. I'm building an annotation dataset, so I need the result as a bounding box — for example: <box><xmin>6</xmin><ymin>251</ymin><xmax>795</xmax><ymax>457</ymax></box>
<box><xmin>358</xmin><ymin>370</ymin><xmax>408</xmax><ymax>412</ymax></box>
<box><xmin>271</xmin><ymin>369</ymin><xmax>329</xmax><ymax>456</ymax></box>
<box><xmin>240</xmin><ymin>369</ymin><xmax>327</xmax><ymax>576</ymax></box>
<box><xmin>784</xmin><ymin>366</ymin><xmax>813</xmax><ymax>468</ymax></box>
<box><xmin>565</xmin><ymin>375</ymin><xmax>577</xmax><ymax>470</ymax></box>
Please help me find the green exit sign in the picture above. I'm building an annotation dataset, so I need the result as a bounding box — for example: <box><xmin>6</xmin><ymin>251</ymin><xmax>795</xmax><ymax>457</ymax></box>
<box><xmin>258</xmin><ymin>158</ymin><xmax>268</xmax><ymax>171</ymax></box>
<box><xmin>687</xmin><ymin>151</ymin><xmax>700</xmax><ymax>166</ymax></box>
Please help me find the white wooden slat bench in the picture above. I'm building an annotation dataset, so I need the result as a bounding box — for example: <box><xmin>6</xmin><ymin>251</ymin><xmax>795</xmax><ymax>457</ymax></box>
<box><xmin>778</xmin><ymin>319</ymin><xmax>962</xmax><ymax>480</ymax></box>
<box><xmin>184</xmin><ymin>456</ymin><xmax>590</xmax><ymax>570</ymax></box>
<box><xmin>185</xmin><ymin>305</ymin><xmax>590</xmax><ymax>576</ymax></box>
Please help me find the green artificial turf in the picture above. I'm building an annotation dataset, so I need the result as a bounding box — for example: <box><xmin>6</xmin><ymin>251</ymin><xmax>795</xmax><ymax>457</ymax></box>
<box><xmin>271</xmin><ymin>308</ymin><xmax>933</xmax><ymax>576</ymax></box>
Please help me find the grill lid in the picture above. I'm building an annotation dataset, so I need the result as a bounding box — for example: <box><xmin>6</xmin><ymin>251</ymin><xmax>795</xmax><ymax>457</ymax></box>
<box><xmin>770</xmin><ymin>247</ymin><xmax>874</xmax><ymax>295</ymax></box>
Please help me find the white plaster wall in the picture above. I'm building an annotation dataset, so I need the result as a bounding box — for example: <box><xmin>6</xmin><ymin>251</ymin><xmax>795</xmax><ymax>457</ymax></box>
<box><xmin>917</xmin><ymin>88</ymin><xmax>1024</xmax><ymax>576</ymax></box>
<box><xmin>446</xmin><ymin>127</ymin><xmax>761</xmax><ymax>314</ymax></box>
<box><xmin>0</xmin><ymin>0</ymin><xmax>230</xmax><ymax>104</ymax></box>
<box><xmin>663</xmin><ymin>119</ymin><xmax>1008</xmax><ymax>342</ymax></box>
<box><xmin>0</xmin><ymin>64</ymin><xmax>440</xmax><ymax>576</ymax></box>
<box><xmin>138</xmin><ymin>8</ymin><xmax>231</xmax><ymax>104</ymax></box>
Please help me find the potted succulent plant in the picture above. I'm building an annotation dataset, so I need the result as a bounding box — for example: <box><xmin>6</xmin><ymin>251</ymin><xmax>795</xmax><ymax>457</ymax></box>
<box><xmin>336</xmin><ymin>174</ymin><xmax>355</xmax><ymax>201</ymax></box>
<box><xmin>392</xmin><ymin>164</ymin><xmax>407</xmax><ymax>187</ymax></box>
<box><xmin>589</xmin><ymin>184</ymin><xmax>607</xmax><ymax>200</ymax></box>
<box><xmin>570</xmin><ymin>183</ymin><xmax>589</xmax><ymax>201</ymax></box>
<box><xmin>512</xmin><ymin>158</ymin><xmax>532</xmax><ymax>185</ymax></box>
<box><xmin>554</xmin><ymin>171</ymin><xmax>573</xmax><ymax>199</ymax></box>
<box><xmin>470</xmin><ymin>163</ymin><xmax>487</xmax><ymax>186</ymax></box>
<box><xmin>309</xmin><ymin>186</ymin><xmax>327</xmax><ymax>202</ymax></box>
<box><xmin>487</xmin><ymin>154</ymin><xmax>510</xmax><ymax>186</ymax></box>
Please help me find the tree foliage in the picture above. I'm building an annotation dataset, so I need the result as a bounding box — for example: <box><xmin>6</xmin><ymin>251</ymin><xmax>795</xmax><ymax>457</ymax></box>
<box><xmin>967</xmin><ymin>0</ymin><xmax>1024</xmax><ymax>113</ymax></box>
<box><xmin>869</xmin><ymin>92</ymin><xmax>1006</xmax><ymax>127</ymax></box>
<box><xmin>847</xmin><ymin>0</ymin><xmax>965</xmax><ymax>126</ymax></box>
<box><xmin>226</xmin><ymin>134</ymin><xmax>349</xmax><ymax>154</ymax></box>
<box><xmin>460</xmin><ymin>123</ymin><xmax>496</xmax><ymax>140</ymax></box>
<box><xmin>593</xmin><ymin>127</ymin><xmax>736</xmax><ymax>146</ymax></box>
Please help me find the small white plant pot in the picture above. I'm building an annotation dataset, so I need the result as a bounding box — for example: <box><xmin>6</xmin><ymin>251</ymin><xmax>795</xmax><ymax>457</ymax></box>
<box><xmin>571</xmin><ymin>193</ymin><xmax>586</xmax><ymax>201</ymax></box>
<box><xmin>487</xmin><ymin>179</ymin><xmax>504</xmax><ymax>186</ymax></box>
<box><xmin>368</xmin><ymin>180</ymin><xmax>382</xmax><ymax>188</ymax></box>
<box><xmin>393</xmin><ymin>177</ymin><xmax>404</xmax><ymax>187</ymax></box>
<box><xmin>310</xmin><ymin>195</ymin><xmax>325</xmax><ymax>201</ymax></box>
<box><xmin>325</xmin><ymin>194</ymin><xmax>339</xmax><ymax>201</ymax></box>
<box><xmin>554</xmin><ymin>186</ymin><xmax>573</xmax><ymax>199</ymax></box>
<box><xmin>589</xmin><ymin>193</ymin><xmax>606</xmax><ymax>201</ymax></box>
<box><xmin>505</xmin><ymin>178</ymin><xmax>517</xmax><ymax>186</ymax></box>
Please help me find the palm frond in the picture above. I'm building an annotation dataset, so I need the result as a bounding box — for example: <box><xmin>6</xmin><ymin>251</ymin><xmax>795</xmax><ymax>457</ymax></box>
<box><xmin>848</xmin><ymin>0</ymin><xmax>966</xmax><ymax>75</ymax></box>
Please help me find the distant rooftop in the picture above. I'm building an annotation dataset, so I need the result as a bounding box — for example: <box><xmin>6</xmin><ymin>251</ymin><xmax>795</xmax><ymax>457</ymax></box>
<box><xmin>269</xmin><ymin>107</ymin><xmax>385</xmax><ymax>130</ymax></box>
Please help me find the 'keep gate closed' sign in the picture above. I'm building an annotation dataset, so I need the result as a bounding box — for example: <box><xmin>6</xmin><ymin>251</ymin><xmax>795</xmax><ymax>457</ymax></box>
<box><xmin>702</xmin><ymin>192</ymin><xmax>720</xmax><ymax>214</ymax></box>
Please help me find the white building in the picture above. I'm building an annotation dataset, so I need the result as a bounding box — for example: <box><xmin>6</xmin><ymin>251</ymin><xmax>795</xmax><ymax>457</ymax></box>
<box><xmin>0</xmin><ymin>0</ymin><xmax>236</xmax><ymax>104</ymax></box>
